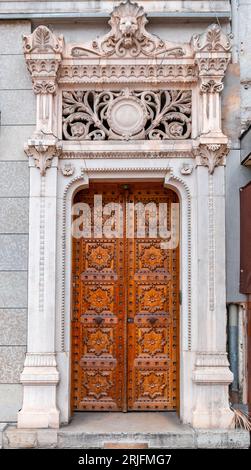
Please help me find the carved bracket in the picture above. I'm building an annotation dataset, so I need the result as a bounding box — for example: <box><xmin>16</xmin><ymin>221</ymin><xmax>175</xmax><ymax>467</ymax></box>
<box><xmin>25</xmin><ymin>133</ymin><xmax>62</xmax><ymax>176</ymax></box>
<box><xmin>194</xmin><ymin>143</ymin><xmax>230</xmax><ymax>174</ymax></box>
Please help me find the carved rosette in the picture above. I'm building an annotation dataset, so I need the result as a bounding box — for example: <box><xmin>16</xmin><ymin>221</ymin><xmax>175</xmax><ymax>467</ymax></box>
<box><xmin>23</xmin><ymin>26</ymin><xmax>64</xmax><ymax>95</ymax></box>
<box><xmin>194</xmin><ymin>143</ymin><xmax>229</xmax><ymax>174</ymax></box>
<box><xmin>25</xmin><ymin>134</ymin><xmax>62</xmax><ymax>176</ymax></box>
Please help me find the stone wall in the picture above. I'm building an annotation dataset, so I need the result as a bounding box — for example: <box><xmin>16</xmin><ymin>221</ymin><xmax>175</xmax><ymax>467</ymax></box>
<box><xmin>0</xmin><ymin>20</ymin><xmax>35</xmax><ymax>421</ymax></box>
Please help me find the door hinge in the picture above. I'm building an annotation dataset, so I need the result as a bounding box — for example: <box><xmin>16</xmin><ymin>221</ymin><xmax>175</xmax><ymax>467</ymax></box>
<box><xmin>179</xmin><ymin>290</ymin><xmax>182</xmax><ymax>305</ymax></box>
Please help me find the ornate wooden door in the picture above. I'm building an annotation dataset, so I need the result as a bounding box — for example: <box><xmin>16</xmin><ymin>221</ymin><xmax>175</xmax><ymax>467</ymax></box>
<box><xmin>71</xmin><ymin>183</ymin><xmax>179</xmax><ymax>412</ymax></box>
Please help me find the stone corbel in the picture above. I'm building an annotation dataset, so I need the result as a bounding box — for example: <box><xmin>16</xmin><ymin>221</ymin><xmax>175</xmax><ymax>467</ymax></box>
<box><xmin>193</xmin><ymin>142</ymin><xmax>230</xmax><ymax>174</ymax></box>
<box><xmin>192</xmin><ymin>24</ymin><xmax>231</xmax><ymax>138</ymax></box>
<box><xmin>23</xmin><ymin>26</ymin><xmax>64</xmax><ymax>136</ymax></box>
<box><xmin>24</xmin><ymin>133</ymin><xmax>62</xmax><ymax>176</ymax></box>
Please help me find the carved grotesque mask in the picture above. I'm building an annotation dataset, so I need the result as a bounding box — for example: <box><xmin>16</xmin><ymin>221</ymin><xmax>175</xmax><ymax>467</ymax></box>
<box><xmin>119</xmin><ymin>16</ymin><xmax>138</xmax><ymax>43</ymax></box>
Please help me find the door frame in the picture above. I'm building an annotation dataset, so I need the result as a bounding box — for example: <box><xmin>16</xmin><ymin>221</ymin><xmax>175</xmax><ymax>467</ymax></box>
<box><xmin>55</xmin><ymin>167</ymin><xmax>194</xmax><ymax>425</ymax></box>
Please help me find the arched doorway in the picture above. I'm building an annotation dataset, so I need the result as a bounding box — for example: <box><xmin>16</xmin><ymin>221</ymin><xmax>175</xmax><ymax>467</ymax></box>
<box><xmin>71</xmin><ymin>182</ymin><xmax>179</xmax><ymax>412</ymax></box>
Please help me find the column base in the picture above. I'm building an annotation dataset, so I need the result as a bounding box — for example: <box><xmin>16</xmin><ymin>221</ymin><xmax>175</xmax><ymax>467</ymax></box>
<box><xmin>192</xmin><ymin>352</ymin><xmax>234</xmax><ymax>429</ymax></box>
<box><xmin>17</xmin><ymin>354</ymin><xmax>60</xmax><ymax>429</ymax></box>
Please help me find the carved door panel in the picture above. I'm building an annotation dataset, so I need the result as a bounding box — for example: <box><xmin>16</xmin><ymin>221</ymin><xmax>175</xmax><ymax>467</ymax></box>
<box><xmin>127</xmin><ymin>185</ymin><xmax>179</xmax><ymax>410</ymax></box>
<box><xmin>71</xmin><ymin>183</ymin><xmax>179</xmax><ymax>412</ymax></box>
<box><xmin>71</xmin><ymin>184</ymin><xmax>126</xmax><ymax>411</ymax></box>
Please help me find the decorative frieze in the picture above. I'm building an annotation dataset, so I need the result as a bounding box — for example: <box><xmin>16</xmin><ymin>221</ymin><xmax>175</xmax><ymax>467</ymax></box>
<box><xmin>62</xmin><ymin>89</ymin><xmax>192</xmax><ymax>141</ymax></box>
<box><xmin>58</xmin><ymin>64</ymin><xmax>197</xmax><ymax>84</ymax></box>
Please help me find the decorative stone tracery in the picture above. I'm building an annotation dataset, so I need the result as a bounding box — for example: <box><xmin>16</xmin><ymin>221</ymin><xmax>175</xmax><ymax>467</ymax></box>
<box><xmin>62</xmin><ymin>89</ymin><xmax>192</xmax><ymax>141</ymax></box>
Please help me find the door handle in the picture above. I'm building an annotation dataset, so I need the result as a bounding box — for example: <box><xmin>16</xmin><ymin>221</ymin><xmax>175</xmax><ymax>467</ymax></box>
<box><xmin>127</xmin><ymin>318</ymin><xmax>134</xmax><ymax>323</ymax></box>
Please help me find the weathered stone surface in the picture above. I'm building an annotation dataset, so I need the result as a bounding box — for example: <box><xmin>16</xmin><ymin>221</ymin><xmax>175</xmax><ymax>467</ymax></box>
<box><xmin>0</xmin><ymin>346</ymin><xmax>26</xmax><ymax>383</ymax></box>
<box><xmin>0</xmin><ymin>385</ymin><xmax>23</xmax><ymax>422</ymax></box>
<box><xmin>194</xmin><ymin>429</ymin><xmax>250</xmax><ymax>449</ymax></box>
<box><xmin>0</xmin><ymin>198</ymin><xmax>29</xmax><ymax>234</ymax></box>
<box><xmin>0</xmin><ymin>272</ymin><xmax>27</xmax><ymax>308</ymax></box>
<box><xmin>0</xmin><ymin>309</ymin><xmax>27</xmax><ymax>346</ymax></box>
<box><xmin>0</xmin><ymin>126</ymin><xmax>34</xmax><ymax>161</ymax></box>
<box><xmin>0</xmin><ymin>235</ymin><xmax>28</xmax><ymax>271</ymax></box>
<box><xmin>0</xmin><ymin>90</ymin><xmax>36</xmax><ymax>125</ymax></box>
<box><xmin>4</xmin><ymin>428</ymin><xmax>37</xmax><ymax>449</ymax></box>
<box><xmin>0</xmin><ymin>55</ymin><xmax>31</xmax><ymax>90</ymax></box>
<box><xmin>0</xmin><ymin>21</ymin><xmax>31</xmax><ymax>55</ymax></box>
<box><xmin>0</xmin><ymin>162</ymin><xmax>29</xmax><ymax>197</ymax></box>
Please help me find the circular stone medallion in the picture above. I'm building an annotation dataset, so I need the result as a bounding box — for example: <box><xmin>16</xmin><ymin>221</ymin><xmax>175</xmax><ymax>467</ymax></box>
<box><xmin>107</xmin><ymin>96</ymin><xmax>146</xmax><ymax>137</ymax></box>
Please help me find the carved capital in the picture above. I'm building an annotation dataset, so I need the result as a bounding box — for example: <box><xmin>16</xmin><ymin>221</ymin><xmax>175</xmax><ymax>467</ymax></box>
<box><xmin>32</xmin><ymin>80</ymin><xmax>57</xmax><ymax>95</ymax></box>
<box><xmin>194</xmin><ymin>143</ymin><xmax>229</xmax><ymax>174</ymax></box>
<box><xmin>25</xmin><ymin>133</ymin><xmax>62</xmax><ymax>176</ymax></box>
<box><xmin>23</xmin><ymin>26</ymin><xmax>64</xmax><ymax>95</ymax></box>
<box><xmin>192</xmin><ymin>25</ymin><xmax>231</xmax><ymax>94</ymax></box>
<box><xmin>200</xmin><ymin>79</ymin><xmax>224</xmax><ymax>94</ymax></box>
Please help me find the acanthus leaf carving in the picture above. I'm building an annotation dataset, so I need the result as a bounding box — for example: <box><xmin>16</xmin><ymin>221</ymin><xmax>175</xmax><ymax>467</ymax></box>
<box><xmin>23</xmin><ymin>25</ymin><xmax>64</xmax><ymax>54</ymax></box>
<box><xmin>25</xmin><ymin>133</ymin><xmax>62</xmax><ymax>176</ymax></box>
<box><xmin>194</xmin><ymin>143</ymin><xmax>229</xmax><ymax>174</ymax></box>
<box><xmin>191</xmin><ymin>24</ymin><xmax>231</xmax><ymax>53</ymax></box>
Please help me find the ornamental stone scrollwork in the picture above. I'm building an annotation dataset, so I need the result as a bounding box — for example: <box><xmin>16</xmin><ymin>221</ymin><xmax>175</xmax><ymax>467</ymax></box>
<box><xmin>70</xmin><ymin>0</ymin><xmax>192</xmax><ymax>59</ymax></box>
<box><xmin>62</xmin><ymin>89</ymin><xmax>192</xmax><ymax>141</ymax></box>
<box><xmin>194</xmin><ymin>143</ymin><xmax>229</xmax><ymax>174</ymax></box>
<box><xmin>25</xmin><ymin>133</ymin><xmax>62</xmax><ymax>176</ymax></box>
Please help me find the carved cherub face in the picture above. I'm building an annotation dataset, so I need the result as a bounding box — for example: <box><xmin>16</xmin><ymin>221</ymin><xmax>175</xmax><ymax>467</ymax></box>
<box><xmin>119</xmin><ymin>16</ymin><xmax>139</xmax><ymax>37</ymax></box>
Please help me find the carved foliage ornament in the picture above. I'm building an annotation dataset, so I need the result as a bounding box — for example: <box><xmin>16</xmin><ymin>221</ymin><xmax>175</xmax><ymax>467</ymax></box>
<box><xmin>23</xmin><ymin>25</ymin><xmax>64</xmax><ymax>54</ymax></box>
<box><xmin>195</xmin><ymin>144</ymin><xmax>229</xmax><ymax>174</ymax></box>
<box><xmin>62</xmin><ymin>89</ymin><xmax>192</xmax><ymax>141</ymax></box>
<box><xmin>71</xmin><ymin>0</ymin><xmax>188</xmax><ymax>59</ymax></box>
<box><xmin>24</xmin><ymin>134</ymin><xmax>62</xmax><ymax>176</ymax></box>
<box><xmin>191</xmin><ymin>24</ymin><xmax>231</xmax><ymax>53</ymax></box>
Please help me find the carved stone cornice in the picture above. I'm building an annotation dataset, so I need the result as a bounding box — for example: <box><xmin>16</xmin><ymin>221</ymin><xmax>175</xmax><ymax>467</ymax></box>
<box><xmin>194</xmin><ymin>143</ymin><xmax>230</xmax><ymax>174</ymax></box>
<box><xmin>25</xmin><ymin>133</ymin><xmax>62</xmax><ymax>176</ymax></box>
<box><xmin>23</xmin><ymin>26</ymin><xmax>64</xmax><ymax>94</ymax></box>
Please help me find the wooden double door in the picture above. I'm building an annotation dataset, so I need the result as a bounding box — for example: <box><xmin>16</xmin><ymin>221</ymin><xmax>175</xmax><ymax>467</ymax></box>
<box><xmin>71</xmin><ymin>183</ymin><xmax>179</xmax><ymax>412</ymax></box>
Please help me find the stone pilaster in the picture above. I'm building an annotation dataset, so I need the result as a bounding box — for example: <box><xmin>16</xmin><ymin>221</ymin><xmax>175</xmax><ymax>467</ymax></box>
<box><xmin>192</xmin><ymin>143</ymin><xmax>234</xmax><ymax>428</ymax></box>
<box><xmin>18</xmin><ymin>26</ymin><xmax>64</xmax><ymax>429</ymax></box>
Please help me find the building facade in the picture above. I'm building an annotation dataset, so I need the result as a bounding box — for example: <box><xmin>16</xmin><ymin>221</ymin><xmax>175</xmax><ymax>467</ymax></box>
<box><xmin>0</xmin><ymin>0</ymin><xmax>250</xmax><ymax>448</ymax></box>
